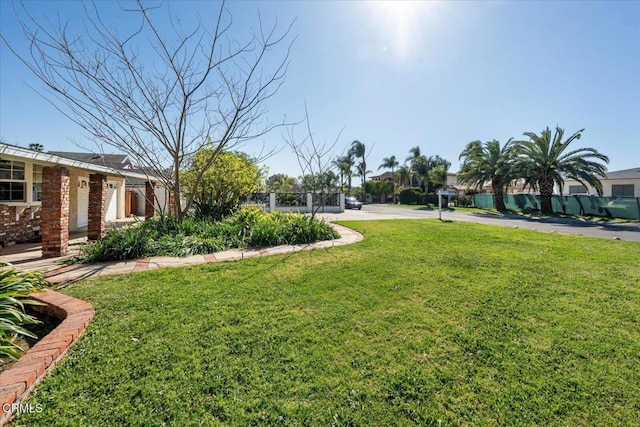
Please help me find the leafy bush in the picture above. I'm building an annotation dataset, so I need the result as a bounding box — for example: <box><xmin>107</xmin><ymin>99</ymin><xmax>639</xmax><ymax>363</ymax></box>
<box><xmin>451</xmin><ymin>195</ymin><xmax>474</xmax><ymax>208</ymax></box>
<box><xmin>399</xmin><ymin>187</ymin><xmax>424</xmax><ymax>205</ymax></box>
<box><xmin>1</xmin><ymin>264</ymin><xmax>49</xmax><ymax>359</ymax></box>
<box><xmin>425</xmin><ymin>194</ymin><xmax>439</xmax><ymax>206</ymax></box>
<box><xmin>182</xmin><ymin>150</ymin><xmax>265</xmax><ymax>221</ymax></box>
<box><xmin>79</xmin><ymin>208</ymin><xmax>340</xmax><ymax>263</ymax></box>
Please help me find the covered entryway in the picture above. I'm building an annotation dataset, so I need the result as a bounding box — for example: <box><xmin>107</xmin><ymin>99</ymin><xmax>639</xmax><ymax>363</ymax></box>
<box><xmin>105</xmin><ymin>183</ymin><xmax>117</xmax><ymax>221</ymax></box>
<box><xmin>77</xmin><ymin>177</ymin><xmax>90</xmax><ymax>228</ymax></box>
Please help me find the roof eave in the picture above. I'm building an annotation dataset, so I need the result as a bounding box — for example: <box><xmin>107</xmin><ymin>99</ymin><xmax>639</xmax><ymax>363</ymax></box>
<box><xmin>0</xmin><ymin>144</ymin><xmax>154</xmax><ymax>181</ymax></box>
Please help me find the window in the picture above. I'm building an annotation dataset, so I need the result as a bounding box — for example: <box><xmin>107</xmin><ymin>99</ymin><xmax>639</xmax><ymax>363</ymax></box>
<box><xmin>0</xmin><ymin>160</ymin><xmax>26</xmax><ymax>202</ymax></box>
<box><xmin>568</xmin><ymin>185</ymin><xmax>587</xmax><ymax>194</ymax></box>
<box><xmin>612</xmin><ymin>184</ymin><xmax>634</xmax><ymax>198</ymax></box>
<box><xmin>32</xmin><ymin>165</ymin><xmax>43</xmax><ymax>202</ymax></box>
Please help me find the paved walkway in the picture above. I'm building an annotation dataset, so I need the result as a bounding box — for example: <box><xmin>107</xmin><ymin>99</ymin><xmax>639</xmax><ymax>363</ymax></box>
<box><xmin>0</xmin><ymin>224</ymin><xmax>363</xmax><ymax>285</ymax></box>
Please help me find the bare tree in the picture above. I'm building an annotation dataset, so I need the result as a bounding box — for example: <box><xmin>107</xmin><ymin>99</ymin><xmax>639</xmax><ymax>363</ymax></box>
<box><xmin>284</xmin><ymin>102</ymin><xmax>343</xmax><ymax>219</ymax></box>
<box><xmin>2</xmin><ymin>0</ymin><xmax>293</xmax><ymax>220</ymax></box>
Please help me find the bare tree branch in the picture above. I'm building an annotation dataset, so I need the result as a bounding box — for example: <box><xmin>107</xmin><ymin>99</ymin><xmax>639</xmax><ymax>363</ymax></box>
<box><xmin>2</xmin><ymin>0</ymin><xmax>295</xmax><ymax>219</ymax></box>
<box><xmin>284</xmin><ymin>101</ymin><xmax>343</xmax><ymax>218</ymax></box>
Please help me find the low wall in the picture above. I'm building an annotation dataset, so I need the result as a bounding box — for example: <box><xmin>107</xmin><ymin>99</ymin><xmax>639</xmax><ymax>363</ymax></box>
<box><xmin>0</xmin><ymin>205</ymin><xmax>41</xmax><ymax>248</ymax></box>
<box><xmin>265</xmin><ymin>192</ymin><xmax>345</xmax><ymax>214</ymax></box>
<box><xmin>0</xmin><ymin>290</ymin><xmax>94</xmax><ymax>426</ymax></box>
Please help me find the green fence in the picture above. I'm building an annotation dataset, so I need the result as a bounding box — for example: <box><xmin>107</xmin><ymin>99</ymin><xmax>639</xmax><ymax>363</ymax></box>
<box><xmin>473</xmin><ymin>194</ymin><xmax>640</xmax><ymax>220</ymax></box>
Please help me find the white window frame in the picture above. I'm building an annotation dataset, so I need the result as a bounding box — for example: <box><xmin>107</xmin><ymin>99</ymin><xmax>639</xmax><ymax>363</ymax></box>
<box><xmin>0</xmin><ymin>160</ymin><xmax>27</xmax><ymax>202</ymax></box>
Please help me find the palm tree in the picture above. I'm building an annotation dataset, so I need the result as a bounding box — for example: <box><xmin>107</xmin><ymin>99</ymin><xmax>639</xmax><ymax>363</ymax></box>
<box><xmin>413</xmin><ymin>156</ymin><xmax>431</xmax><ymax>199</ymax></box>
<box><xmin>332</xmin><ymin>154</ymin><xmax>354</xmax><ymax>195</ymax></box>
<box><xmin>458</xmin><ymin>139</ymin><xmax>517</xmax><ymax>212</ymax></box>
<box><xmin>349</xmin><ymin>140</ymin><xmax>366</xmax><ymax>202</ymax></box>
<box><xmin>396</xmin><ymin>164</ymin><xmax>411</xmax><ymax>187</ymax></box>
<box><xmin>406</xmin><ymin>146</ymin><xmax>422</xmax><ymax>187</ymax></box>
<box><xmin>378</xmin><ymin>155</ymin><xmax>399</xmax><ymax>203</ymax></box>
<box><xmin>28</xmin><ymin>143</ymin><xmax>44</xmax><ymax>152</ymax></box>
<box><xmin>428</xmin><ymin>155</ymin><xmax>451</xmax><ymax>191</ymax></box>
<box><xmin>516</xmin><ymin>127</ymin><xmax>609</xmax><ymax>215</ymax></box>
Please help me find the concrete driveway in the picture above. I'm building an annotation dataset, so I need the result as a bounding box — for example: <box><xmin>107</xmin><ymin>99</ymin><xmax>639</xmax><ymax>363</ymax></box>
<box><xmin>318</xmin><ymin>205</ymin><xmax>640</xmax><ymax>243</ymax></box>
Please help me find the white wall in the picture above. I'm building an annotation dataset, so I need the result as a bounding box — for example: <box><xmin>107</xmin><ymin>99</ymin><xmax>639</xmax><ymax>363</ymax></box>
<box><xmin>561</xmin><ymin>178</ymin><xmax>640</xmax><ymax>197</ymax></box>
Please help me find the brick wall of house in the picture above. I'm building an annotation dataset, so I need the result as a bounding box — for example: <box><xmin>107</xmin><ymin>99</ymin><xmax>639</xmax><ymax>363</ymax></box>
<box><xmin>88</xmin><ymin>173</ymin><xmax>106</xmax><ymax>240</ymax></box>
<box><xmin>0</xmin><ymin>205</ymin><xmax>42</xmax><ymax>247</ymax></box>
<box><xmin>41</xmin><ymin>167</ymin><xmax>70</xmax><ymax>258</ymax></box>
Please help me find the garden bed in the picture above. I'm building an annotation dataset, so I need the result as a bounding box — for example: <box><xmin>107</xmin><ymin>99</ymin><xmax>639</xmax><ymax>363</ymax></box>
<box><xmin>0</xmin><ymin>310</ymin><xmax>61</xmax><ymax>373</ymax></box>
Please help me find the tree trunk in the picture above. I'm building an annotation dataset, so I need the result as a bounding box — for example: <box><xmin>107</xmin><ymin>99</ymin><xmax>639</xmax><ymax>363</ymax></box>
<box><xmin>539</xmin><ymin>176</ymin><xmax>555</xmax><ymax>215</ymax></box>
<box><xmin>492</xmin><ymin>178</ymin><xmax>506</xmax><ymax>212</ymax></box>
<box><xmin>493</xmin><ymin>188</ymin><xmax>506</xmax><ymax>212</ymax></box>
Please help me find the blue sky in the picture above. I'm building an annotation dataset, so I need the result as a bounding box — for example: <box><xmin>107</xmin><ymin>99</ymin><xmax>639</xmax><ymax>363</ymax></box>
<box><xmin>1</xmin><ymin>0</ymin><xmax>639</xmax><ymax>178</ymax></box>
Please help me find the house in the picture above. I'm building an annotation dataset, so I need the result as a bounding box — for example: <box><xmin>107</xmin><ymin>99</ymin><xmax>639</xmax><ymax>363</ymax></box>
<box><xmin>559</xmin><ymin>167</ymin><xmax>640</xmax><ymax>198</ymax></box>
<box><xmin>370</xmin><ymin>171</ymin><xmax>395</xmax><ymax>182</ymax></box>
<box><xmin>0</xmin><ymin>143</ymin><xmax>166</xmax><ymax>257</ymax></box>
<box><xmin>50</xmin><ymin>151</ymin><xmax>172</xmax><ymax>218</ymax></box>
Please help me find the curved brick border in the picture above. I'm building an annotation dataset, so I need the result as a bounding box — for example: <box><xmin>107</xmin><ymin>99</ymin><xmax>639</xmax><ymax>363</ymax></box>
<box><xmin>0</xmin><ymin>290</ymin><xmax>94</xmax><ymax>426</ymax></box>
<box><xmin>43</xmin><ymin>223</ymin><xmax>364</xmax><ymax>285</ymax></box>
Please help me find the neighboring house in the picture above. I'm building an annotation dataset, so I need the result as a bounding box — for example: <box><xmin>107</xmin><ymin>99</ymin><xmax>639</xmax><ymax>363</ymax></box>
<box><xmin>559</xmin><ymin>167</ymin><xmax>640</xmax><ymax>198</ymax></box>
<box><xmin>0</xmin><ymin>143</ymin><xmax>164</xmax><ymax>257</ymax></box>
<box><xmin>370</xmin><ymin>171</ymin><xmax>395</xmax><ymax>182</ymax></box>
<box><xmin>48</xmin><ymin>151</ymin><xmax>135</xmax><ymax>170</ymax></box>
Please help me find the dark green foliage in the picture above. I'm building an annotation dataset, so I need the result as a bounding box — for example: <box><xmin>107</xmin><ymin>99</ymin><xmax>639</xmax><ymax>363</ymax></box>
<box><xmin>451</xmin><ymin>195</ymin><xmax>474</xmax><ymax>207</ymax></box>
<box><xmin>425</xmin><ymin>194</ymin><xmax>439</xmax><ymax>206</ymax></box>
<box><xmin>399</xmin><ymin>187</ymin><xmax>424</xmax><ymax>205</ymax></box>
<box><xmin>1</xmin><ymin>264</ymin><xmax>49</xmax><ymax>359</ymax></box>
<box><xmin>79</xmin><ymin>208</ymin><xmax>339</xmax><ymax>263</ymax></box>
<box><xmin>365</xmin><ymin>180</ymin><xmax>394</xmax><ymax>197</ymax></box>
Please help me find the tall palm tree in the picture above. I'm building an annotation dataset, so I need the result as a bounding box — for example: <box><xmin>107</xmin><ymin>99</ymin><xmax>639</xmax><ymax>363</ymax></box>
<box><xmin>349</xmin><ymin>140</ymin><xmax>367</xmax><ymax>202</ymax></box>
<box><xmin>458</xmin><ymin>139</ymin><xmax>517</xmax><ymax>212</ymax></box>
<box><xmin>516</xmin><ymin>127</ymin><xmax>609</xmax><ymax>215</ymax></box>
<box><xmin>413</xmin><ymin>156</ymin><xmax>430</xmax><ymax>196</ymax></box>
<box><xmin>406</xmin><ymin>146</ymin><xmax>422</xmax><ymax>187</ymax></box>
<box><xmin>378</xmin><ymin>155</ymin><xmax>400</xmax><ymax>203</ymax></box>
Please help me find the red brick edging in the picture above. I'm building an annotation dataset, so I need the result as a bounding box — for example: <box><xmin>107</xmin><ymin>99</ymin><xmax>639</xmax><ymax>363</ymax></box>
<box><xmin>0</xmin><ymin>290</ymin><xmax>94</xmax><ymax>426</ymax></box>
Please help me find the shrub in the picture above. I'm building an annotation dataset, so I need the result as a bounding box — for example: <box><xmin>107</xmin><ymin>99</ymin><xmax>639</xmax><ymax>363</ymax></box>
<box><xmin>425</xmin><ymin>194</ymin><xmax>439</xmax><ymax>206</ymax></box>
<box><xmin>451</xmin><ymin>195</ymin><xmax>474</xmax><ymax>208</ymax></box>
<box><xmin>0</xmin><ymin>264</ymin><xmax>49</xmax><ymax>359</ymax></box>
<box><xmin>399</xmin><ymin>187</ymin><xmax>424</xmax><ymax>205</ymax></box>
<box><xmin>78</xmin><ymin>208</ymin><xmax>340</xmax><ymax>263</ymax></box>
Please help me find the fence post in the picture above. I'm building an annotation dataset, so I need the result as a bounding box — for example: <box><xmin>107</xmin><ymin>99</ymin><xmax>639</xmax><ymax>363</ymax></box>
<box><xmin>269</xmin><ymin>191</ymin><xmax>276</xmax><ymax>212</ymax></box>
<box><xmin>306</xmin><ymin>193</ymin><xmax>313</xmax><ymax>213</ymax></box>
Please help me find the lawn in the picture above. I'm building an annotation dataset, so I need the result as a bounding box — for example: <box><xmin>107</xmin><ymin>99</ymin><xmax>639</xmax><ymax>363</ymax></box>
<box><xmin>16</xmin><ymin>220</ymin><xmax>640</xmax><ymax>426</ymax></box>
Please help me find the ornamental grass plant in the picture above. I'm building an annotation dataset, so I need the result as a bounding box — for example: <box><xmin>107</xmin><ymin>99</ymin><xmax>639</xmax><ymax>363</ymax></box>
<box><xmin>79</xmin><ymin>208</ymin><xmax>339</xmax><ymax>263</ymax></box>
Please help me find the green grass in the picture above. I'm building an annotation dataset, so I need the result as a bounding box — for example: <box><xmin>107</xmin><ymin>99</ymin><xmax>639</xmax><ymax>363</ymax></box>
<box><xmin>16</xmin><ymin>220</ymin><xmax>640</xmax><ymax>426</ymax></box>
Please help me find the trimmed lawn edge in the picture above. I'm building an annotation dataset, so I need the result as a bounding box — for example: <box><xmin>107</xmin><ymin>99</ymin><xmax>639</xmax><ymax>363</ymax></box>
<box><xmin>0</xmin><ymin>290</ymin><xmax>94</xmax><ymax>426</ymax></box>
